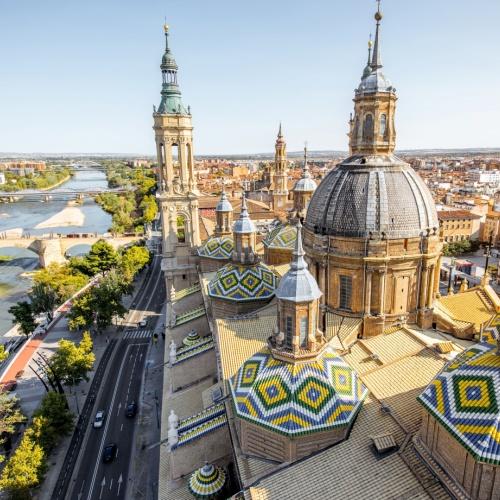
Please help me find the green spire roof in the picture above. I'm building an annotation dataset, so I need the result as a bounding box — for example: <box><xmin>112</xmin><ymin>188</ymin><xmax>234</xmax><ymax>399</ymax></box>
<box><xmin>157</xmin><ymin>26</ymin><xmax>190</xmax><ymax>115</ymax></box>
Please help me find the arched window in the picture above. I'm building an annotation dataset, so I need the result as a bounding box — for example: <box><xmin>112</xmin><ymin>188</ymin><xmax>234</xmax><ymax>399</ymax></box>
<box><xmin>299</xmin><ymin>316</ymin><xmax>308</xmax><ymax>347</ymax></box>
<box><xmin>363</xmin><ymin>114</ymin><xmax>374</xmax><ymax>142</ymax></box>
<box><xmin>176</xmin><ymin>215</ymin><xmax>186</xmax><ymax>243</ymax></box>
<box><xmin>380</xmin><ymin>114</ymin><xmax>387</xmax><ymax>137</ymax></box>
<box><xmin>285</xmin><ymin>316</ymin><xmax>293</xmax><ymax>348</ymax></box>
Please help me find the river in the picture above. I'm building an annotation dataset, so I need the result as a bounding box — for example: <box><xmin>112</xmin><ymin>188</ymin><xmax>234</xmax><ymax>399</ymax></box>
<box><xmin>0</xmin><ymin>170</ymin><xmax>112</xmax><ymax>337</ymax></box>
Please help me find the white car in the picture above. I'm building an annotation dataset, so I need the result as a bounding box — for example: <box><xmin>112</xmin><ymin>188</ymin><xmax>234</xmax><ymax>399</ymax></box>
<box><xmin>93</xmin><ymin>410</ymin><xmax>105</xmax><ymax>429</ymax></box>
<box><xmin>138</xmin><ymin>319</ymin><xmax>148</xmax><ymax>327</ymax></box>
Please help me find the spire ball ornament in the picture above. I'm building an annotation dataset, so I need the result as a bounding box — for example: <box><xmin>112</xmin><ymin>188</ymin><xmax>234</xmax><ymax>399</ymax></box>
<box><xmin>163</xmin><ymin>23</ymin><xmax>169</xmax><ymax>33</ymax></box>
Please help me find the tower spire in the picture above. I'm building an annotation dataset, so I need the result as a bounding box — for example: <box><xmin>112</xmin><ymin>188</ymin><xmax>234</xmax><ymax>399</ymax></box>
<box><xmin>371</xmin><ymin>0</ymin><xmax>383</xmax><ymax>70</ymax></box>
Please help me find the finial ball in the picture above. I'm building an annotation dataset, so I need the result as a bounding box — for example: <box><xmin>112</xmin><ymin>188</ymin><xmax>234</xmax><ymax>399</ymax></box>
<box><xmin>368</xmin><ymin>39</ymin><xmax>373</xmax><ymax>48</ymax></box>
<box><xmin>163</xmin><ymin>23</ymin><xmax>169</xmax><ymax>33</ymax></box>
<box><xmin>375</xmin><ymin>11</ymin><xmax>382</xmax><ymax>22</ymax></box>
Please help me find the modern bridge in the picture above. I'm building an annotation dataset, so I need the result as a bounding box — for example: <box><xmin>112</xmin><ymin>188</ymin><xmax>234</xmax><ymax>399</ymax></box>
<box><xmin>0</xmin><ymin>187</ymin><xmax>134</xmax><ymax>203</ymax></box>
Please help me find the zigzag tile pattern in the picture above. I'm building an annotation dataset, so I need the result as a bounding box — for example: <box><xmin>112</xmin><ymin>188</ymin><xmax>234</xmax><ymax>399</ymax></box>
<box><xmin>208</xmin><ymin>263</ymin><xmax>277</xmax><ymax>302</ymax></box>
<box><xmin>230</xmin><ymin>346</ymin><xmax>368</xmax><ymax>436</ymax></box>
<box><xmin>197</xmin><ymin>236</ymin><xmax>234</xmax><ymax>260</ymax></box>
<box><xmin>263</xmin><ymin>224</ymin><xmax>297</xmax><ymax>249</ymax></box>
<box><xmin>418</xmin><ymin>342</ymin><xmax>500</xmax><ymax>465</ymax></box>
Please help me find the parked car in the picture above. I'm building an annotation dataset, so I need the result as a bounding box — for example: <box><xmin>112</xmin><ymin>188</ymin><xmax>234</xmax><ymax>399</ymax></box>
<box><xmin>138</xmin><ymin>319</ymin><xmax>147</xmax><ymax>327</ymax></box>
<box><xmin>125</xmin><ymin>402</ymin><xmax>138</xmax><ymax>418</ymax></box>
<box><xmin>93</xmin><ymin>410</ymin><xmax>105</xmax><ymax>429</ymax></box>
<box><xmin>102</xmin><ymin>443</ymin><xmax>117</xmax><ymax>463</ymax></box>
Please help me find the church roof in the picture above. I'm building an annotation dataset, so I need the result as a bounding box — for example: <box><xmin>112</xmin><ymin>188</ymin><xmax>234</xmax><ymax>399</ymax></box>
<box><xmin>233</xmin><ymin>196</ymin><xmax>257</xmax><ymax>234</ymax></box>
<box><xmin>418</xmin><ymin>342</ymin><xmax>500</xmax><ymax>465</ymax></box>
<box><xmin>263</xmin><ymin>223</ymin><xmax>297</xmax><ymax>250</ymax></box>
<box><xmin>197</xmin><ymin>236</ymin><xmax>234</xmax><ymax>260</ymax></box>
<box><xmin>208</xmin><ymin>263</ymin><xmax>277</xmax><ymax>302</ymax></box>
<box><xmin>230</xmin><ymin>346</ymin><xmax>367</xmax><ymax>436</ymax></box>
<box><xmin>305</xmin><ymin>154</ymin><xmax>439</xmax><ymax>239</ymax></box>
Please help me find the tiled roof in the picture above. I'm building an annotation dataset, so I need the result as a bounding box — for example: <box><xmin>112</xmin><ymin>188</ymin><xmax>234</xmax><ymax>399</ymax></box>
<box><xmin>242</xmin><ymin>396</ymin><xmax>435</xmax><ymax>499</ymax></box>
<box><xmin>208</xmin><ymin>263</ymin><xmax>277</xmax><ymax>302</ymax></box>
<box><xmin>437</xmin><ymin>210</ymin><xmax>481</xmax><ymax>220</ymax></box>
<box><xmin>230</xmin><ymin>347</ymin><xmax>367</xmax><ymax>436</ymax></box>
<box><xmin>175</xmin><ymin>306</ymin><xmax>206</xmax><ymax>326</ymax></box>
<box><xmin>269</xmin><ymin>262</ymin><xmax>291</xmax><ymax>278</ymax></box>
<box><xmin>215</xmin><ymin>307</ymin><xmax>276</xmax><ymax>380</ymax></box>
<box><xmin>418</xmin><ymin>342</ymin><xmax>500</xmax><ymax>465</ymax></box>
<box><xmin>436</xmin><ymin>287</ymin><xmax>497</xmax><ymax>330</ymax></box>
<box><xmin>262</xmin><ymin>223</ymin><xmax>297</xmax><ymax>250</ymax></box>
<box><xmin>197</xmin><ymin>236</ymin><xmax>234</xmax><ymax>260</ymax></box>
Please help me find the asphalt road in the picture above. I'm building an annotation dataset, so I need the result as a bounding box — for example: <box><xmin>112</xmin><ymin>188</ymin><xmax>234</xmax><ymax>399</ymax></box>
<box><xmin>68</xmin><ymin>254</ymin><xmax>165</xmax><ymax>500</ymax></box>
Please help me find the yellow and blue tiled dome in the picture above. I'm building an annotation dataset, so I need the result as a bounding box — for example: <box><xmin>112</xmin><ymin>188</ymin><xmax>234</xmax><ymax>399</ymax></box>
<box><xmin>188</xmin><ymin>463</ymin><xmax>226</xmax><ymax>499</ymax></box>
<box><xmin>230</xmin><ymin>346</ymin><xmax>368</xmax><ymax>436</ymax></box>
<box><xmin>208</xmin><ymin>263</ymin><xmax>277</xmax><ymax>302</ymax></box>
<box><xmin>197</xmin><ymin>236</ymin><xmax>234</xmax><ymax>260</ymax></box>
<box><xmin>263</xmin><ymin>223</ymin><xmax>297</xmax><ymax>250</ymax></box>
<box><xmin>418</xmin><ymin>342</ymin><xmax>500</xmax><ymax>465</ymax></box>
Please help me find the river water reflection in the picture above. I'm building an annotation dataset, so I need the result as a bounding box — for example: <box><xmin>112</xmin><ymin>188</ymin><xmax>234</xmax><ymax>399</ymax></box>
<box><xmin>0</xmin><ymin>170</ymin><xmax>112</xmax><ymax>336</ymax></box>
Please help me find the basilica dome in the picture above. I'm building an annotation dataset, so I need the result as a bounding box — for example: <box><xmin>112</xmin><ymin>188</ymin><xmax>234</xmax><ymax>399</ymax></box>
<box><xmin>305</xmin><ymin>154</ymin><xmax>439</xmax><ymax>239</ymax></box>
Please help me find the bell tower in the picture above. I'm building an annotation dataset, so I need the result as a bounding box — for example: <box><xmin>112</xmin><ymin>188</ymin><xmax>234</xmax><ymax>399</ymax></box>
<box><xmin>348</xmin><ymin>4</ymin><xmax>397</xmax><ymax>156</ymax></box>
<box><xmin>153</xmin><ymin>24</ymin><xmax>200</xmax><ymax>288</ymax></box>
<box><xmin>272</xmin><ymin>124</ymin><xmax>289</xmax><ymax>210</ymax></box>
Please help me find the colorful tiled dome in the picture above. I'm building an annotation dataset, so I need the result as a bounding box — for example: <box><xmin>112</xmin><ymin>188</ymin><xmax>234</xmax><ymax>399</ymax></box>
<box><xmin>188</xmin><ymin>463</ymin><xmax>226</xmax><ymax>499</ymax></box>
<box><xmin>418</xmin><ymin>342</ymin><xmax>500</xmax><ymax>465</ymax></box>
<box><xmin>208</xmin><ymin>263</ymin><xmax>277</xmax><ymax>302</ymax></box>
<box><xmin>183</xmin><ymin>330</ymin><xmax>200</xmax><ymax>347</ymax></box>
<box><xmin>263</xmin><ymin>224</ymin><xmax>297</xmax><ymax>250</ymax></box>
<box><xmin>230</xmin><ymin>346</ymin><xmax>368</xmax><ymax>436</ymax></box>
<box><xmin>197</xmin><ymin>236</ymin><xmax>234</xmax><ymax>260</ymax></box>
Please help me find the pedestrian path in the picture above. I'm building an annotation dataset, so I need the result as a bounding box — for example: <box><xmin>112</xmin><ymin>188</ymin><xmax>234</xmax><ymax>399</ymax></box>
<box><xmin>123</xmin><ymin>329</ymin><xmax>153</xmax><ymax>340</ymax></box>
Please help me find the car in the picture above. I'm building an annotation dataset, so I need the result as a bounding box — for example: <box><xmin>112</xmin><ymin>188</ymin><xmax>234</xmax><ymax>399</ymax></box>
<box><xmin>93</xmin><ymin>410</ymin><xmax>105</xmax><ymax>429</ymax></box>
<box><xmin>102</xmin><ymin>443</ymin><xmax>117</xmax><ymax>463</ymax></box>
<box><xmin>125</xmin><ymin>402</ymin><xmax>138</xmax><ymax>418</ymax></box>
<box><xmin>138</xmin><ymin>319</ymin><xmax>147</xmax><ymax>327</ymax></box>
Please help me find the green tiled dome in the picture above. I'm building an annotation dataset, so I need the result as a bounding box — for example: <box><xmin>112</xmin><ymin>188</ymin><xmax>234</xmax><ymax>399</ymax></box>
<box><xmin>418</xmin><ymin>342</ymin><xmax>500</xmax><ymax>465</ymax></box>
<box><xmin>263</xmin><ymin>224</ymin><xmax>297</xmax><ymax>250</ymax></box>
<box><xmin>197</xmin><ymin>236</ymin><xmax>234</xmax><ymax>260</ymax></box>
<box><xmin>208</xmin><ymin>263</ymin><xmax>277</xmax><ymax>302</ymax></box>
<box><xmin>188</xmin><ymin>463</ymin><xmax>226</xmax><ymax>499</ymax></box>
<box><xmin>230</xmin><ymin>346</ymin><xmax>367</xmax><ymax>436</ymax></box>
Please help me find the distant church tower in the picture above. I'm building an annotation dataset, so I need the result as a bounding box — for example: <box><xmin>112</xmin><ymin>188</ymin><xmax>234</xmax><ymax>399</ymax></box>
<box><xmin>272</xmin><ymin>124</ymin><xmax>289</xmax><ymax>210</ymax></box>
<box><xmin>153</xmin><ymin>25</ymin><xmax>200</xmax><ymax>288</ymax></box>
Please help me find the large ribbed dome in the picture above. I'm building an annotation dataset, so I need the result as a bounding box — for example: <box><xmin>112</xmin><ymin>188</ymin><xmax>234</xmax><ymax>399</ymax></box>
<box><xmin>305</xmin><ymin>154</ymin><xmax>438</xmax><ymax>239</ymax></box>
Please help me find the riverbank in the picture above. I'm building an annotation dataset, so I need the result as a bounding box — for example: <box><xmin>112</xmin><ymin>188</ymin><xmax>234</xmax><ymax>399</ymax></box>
<box><xmin>38</xmin><ymin>173</ymin><xmax>72</xmax><ymax>191</ymax></box>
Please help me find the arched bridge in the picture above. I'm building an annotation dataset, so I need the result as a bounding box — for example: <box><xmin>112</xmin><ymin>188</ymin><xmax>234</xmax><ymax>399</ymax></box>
<box><xmin>0</xmin><ymin>235</ymin><xmax>142</xmax><ymax>267</ymax></box>
<box><xmin>0</xmin><ymin>187</ymin><xmax>135</xmax><ymax>203</ymax></box>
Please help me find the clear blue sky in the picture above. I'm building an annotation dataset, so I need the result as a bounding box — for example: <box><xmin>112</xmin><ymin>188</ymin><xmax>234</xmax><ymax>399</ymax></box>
<box><xmin>0</xmin><ymin>0</ymin><xmax>499</xmax><ymax>155</ymax></box>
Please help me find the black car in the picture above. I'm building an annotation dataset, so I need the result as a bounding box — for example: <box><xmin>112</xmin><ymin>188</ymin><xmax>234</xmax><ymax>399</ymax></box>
<box><xmin>102</xmin><ymin>443</ymin><xmax>117</xmax><ymax>463</ymax></box>
<box><xmin>125</xmin><ymin>402</ymin><xmax>138</xmax><ymax>418</ymax></box>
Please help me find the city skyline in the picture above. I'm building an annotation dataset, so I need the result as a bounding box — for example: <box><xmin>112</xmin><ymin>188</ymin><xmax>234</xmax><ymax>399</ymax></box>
<box><xmin>1</xmin><ymin>0</ymin><xmax>499</xmax><ymax>155</ymax></box>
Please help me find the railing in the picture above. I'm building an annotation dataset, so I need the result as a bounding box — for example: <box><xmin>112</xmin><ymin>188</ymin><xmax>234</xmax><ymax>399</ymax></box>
<box><xmin>172</xmin><ymin>412</ymin><xmax>227</xmax><ymax>450</ymax></box>
<box><xmin>174</xmin><ymin>306</ymin><xmax>206</xmax><ymax>326</ymax></box>
<box><xmin>177</xmin><ymin>403</ymin><xmax>225</xmax><ymax>433</ymax></box>
<box><xmin>173</xmin><ymin>338</ymin><xmax>215</xmax><ymax>364</ymax></box>
<box><xmin>173</xmin><ymin>282</ymin><xmax>201</xmax><ymax>302</ymax></box>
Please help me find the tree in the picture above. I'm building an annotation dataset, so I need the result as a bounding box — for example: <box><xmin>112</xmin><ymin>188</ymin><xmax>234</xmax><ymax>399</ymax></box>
<box><xmin>140</xmin><ymin>194</ymin><xmax>158</xmax><ymax>224</ymax></box>
<box><xmin>33</xmin><ymin>263</ymin><xmax>87</xmax><ymax>304</ymax></box>
<box><xmin>32</xmin><ymin>393</ymin><xmax>73</xmax><ymax>451</ymax></box>
<box><xmin>0</xmin><ymin>429</ymin><xmax>46</xmax><ymax>499</ymax></box>
<box><xmin>49</xmin><ymin>333</ymin><xmax>95</xmax><ymax>386</ymax></box>
<box><xmin>30</xmin><ymin>283</ymin><xmax>57</xmax><ymax>322</ymax></box>
<box><xmin>0</xmin><ymin>345</ymin><xmax>8</xmax><ymax>363</ymax></box>
<box><xmin>67</xmin><ymin>292</ymin><xmax>94</xmax><ymax>331</ymax></box>
<box><xmin>0</xmin><ymin>393</ymin><xmax>25</xmax><ymax>461</ymax></box>
<box><xmin>120</xmin><ymin>245</ymin><xmax>150</xmax><ymax>281</ymax></box>
<box><xmin>0</xmin><ymin>393</ymin><xmax>25</xmax><ymax>438</ymax></box>
<box><xmin>70</xmin><ymin>240</ymin><xmax>119</xmax><ymax>277</ymax></box>
<box><xmin>92</xmin><ymin>270</ymin><xmax>130</xmax><ymax>331</ymax></box>
<box><xmin>8</xmin><ymin>302</ymin><xmax>36</xmax><ymax>337</ymax></box>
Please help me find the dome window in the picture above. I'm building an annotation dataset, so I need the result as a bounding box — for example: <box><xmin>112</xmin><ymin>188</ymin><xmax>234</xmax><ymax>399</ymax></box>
<box><xmin>380</xmin><ymin>114</ymin><xmax>387</xmax><ymax>137</ymax></box>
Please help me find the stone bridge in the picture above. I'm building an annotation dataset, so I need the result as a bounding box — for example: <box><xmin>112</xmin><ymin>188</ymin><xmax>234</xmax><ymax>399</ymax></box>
<box><xmin>0</xmin><ymin>235</ymin><xmax>141</xmax><ymax>267</ymax></box>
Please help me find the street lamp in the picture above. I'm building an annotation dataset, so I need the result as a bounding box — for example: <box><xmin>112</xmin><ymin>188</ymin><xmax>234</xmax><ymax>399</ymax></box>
<box><xmin>448</xmin><ymin>256</ymin><xmax>456</xmax><ymax>294</ymax></box>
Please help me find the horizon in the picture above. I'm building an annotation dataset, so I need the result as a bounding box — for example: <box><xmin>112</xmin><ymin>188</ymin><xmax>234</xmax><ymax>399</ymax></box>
<box><xmin>1</xmin><ymin>0</ymin><xmax>499</xmax><ymax>154</ymax></box>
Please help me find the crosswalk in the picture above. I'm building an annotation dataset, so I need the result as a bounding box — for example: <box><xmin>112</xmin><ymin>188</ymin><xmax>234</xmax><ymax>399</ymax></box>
<box><xmin>123</xmin><ymin>329</ymin><xmax>153</xmax><ymax>340</ymax></box>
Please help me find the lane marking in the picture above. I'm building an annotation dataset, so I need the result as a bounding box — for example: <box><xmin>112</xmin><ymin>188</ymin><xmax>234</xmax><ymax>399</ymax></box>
<box><xmin>86</xmin><ymin>344</ymin><xmax>134</xmax><ymax>500</ymax></box>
